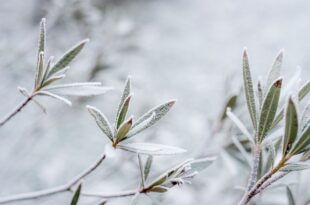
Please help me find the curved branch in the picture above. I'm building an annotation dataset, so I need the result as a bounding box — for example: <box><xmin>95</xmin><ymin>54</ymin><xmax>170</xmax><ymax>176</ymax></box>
<box><xmin>0</xmin><ymin>153</ymin><xmax>106</xmax><ymax>204</ymax></box>
<box><xmin>0</xmin><ymin>96</ymin><xmax>33</xmax><ymax>127</ymax></box>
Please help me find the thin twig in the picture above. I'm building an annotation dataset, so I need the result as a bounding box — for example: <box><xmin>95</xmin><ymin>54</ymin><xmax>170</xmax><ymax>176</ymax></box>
<box><xmin>79</xmin><ymin>190</ymin><xmax>137</xmax><ymax>199</ymax></box>
<box><xmin>254</xmin><ymin>172</ymin><xmax>287</xmax><ymax>195</ymax></box>
<box><xmin>0</xmin><ymin>153</ymin><xmax>106</xmax><ymax>204</ymax></box>
<box><xmin>0</xmin><ymin>96</ymin><xmax>33</xmax><ymax>127</ymax></box>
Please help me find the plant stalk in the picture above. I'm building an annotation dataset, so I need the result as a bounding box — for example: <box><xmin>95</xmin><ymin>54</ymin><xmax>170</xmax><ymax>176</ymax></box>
<box><xmin>0</xmin><ymin>95</ymin><xmax>33</xmax><ymax>127</ymax></box>
<box><xmin>0</xmin><ymin>152</ymin><xmax>106</xmax><ymax>204</ymax></box>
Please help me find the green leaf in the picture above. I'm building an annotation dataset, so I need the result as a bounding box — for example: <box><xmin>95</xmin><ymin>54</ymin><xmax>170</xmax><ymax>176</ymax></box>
<box><xmin>36</xmin><ymin>91</ymin><xmax>72</xmax><ymax>106</ymax></box>
<box><xmin>286</xmin><ymin>186</ymin><xmax>296</xmax><ymax>205</ymax></box>
<box><xmin>270</xmin><ymin>80</ymin><xmax>310</xmax><ymax>129</ymax></box>
<box><xmin>226</xmin><ymin>108</ymin><xmax>254</xmax><ymax>144</ymax></box>
<box><xmin>257</xmin><ymin>79</ymin><xmax>263</xmax><ymax>108</ymax></box>
<box><xmin>43</xmin><ymin>82</ymin><xmax>113</xmax><ymax>96</ymax></box>
<box><xmin>126</xmin><ymin>112</ymin><xmax>156</xmax><ymax>139</ymax></box>
<box><xmin>266</xmin><ymin>50</ymin><xmax>284</xmax><ymax>90</ymax></box>
<box><xmin>115</xmin><ymin>116</ymin><xmax>133</xmax><ymax>143</ymax></box>
<box><xmin>150</xmin><ymin>186</ymin><xmax>168</xmax><ymax>193</ymax></box>
<box><xmin>220</xmin><ymin>95</ymin><xmax>238</xmax><ymax>121</ymax></box>
<box><xmin>283</xmin><ymin>97</ymin><xmax>299</xmax><ymax>155</ymax></box>
<box><xmin>131</xmin><ymin>100</ymin><xmax>176</xmax><ymax>132</ymax></box>
<box><xmin>47</xmin><ymin>39</ymin><xmax>89</xmax><ymax>77</ymax></box>
<box><xmin>258</xmin><ymin>78</ymin><xmax>282</xmax><ymax>142</ymax></box>
<box><xmin>290</xmin><ymin>123</ymin><xmax>310</xmax><ymax>155</ymax></box>
<box><xmin>138</xmin><ymin>154</ymin><xmax>145</xmax><ymax>187</ymax></box>
<box><xmin>41</xmin><ymin>75</ymin><xmax>66</xmax><ymax>87</ymax></box>
<box><xmin>144</xmin><ymin>155</ymin><xmax>153</xmax><ymax>181</ymax></box>
<box><xmin>190</xmin><ymin>157</ymin><xmax>216</xmax><ymax>172</ymax></box>
<box><xmin>116</xmin><ymin>94</ymin><xmax>132</xmax><ymax>129</ymax></box>
<box><xmin>34</xmin><ymin>52</ymin><xmax>45</xmax><ymax>88</ymax></box>
<box><xmin>242</xmin><ymin>49</ymin><xmax>257</xmax><ymax>131</ymax></box>
<box><xmin>301</xmin><ymin>102</ymin><xmax>310</xmax><ymax>132</ymax></box>
<box><xmin>86</xmin><ymin>105</ymin><xmax>114</xmax><ymax>142</ymax></box>
<box><xmin>118</xmin><ymin>142</ymin><xmax>186</xmax><ymax>156</ymax></box>
<box><xmin>37</xmin><ymin>18</ymin><xmax>46</xmax><ymax>55</ymax></box>
<box><xmin>280</xmin><ymin>162</ymin><xmax>310</xmax><ymax>172</ymax></box>
<box><xmin>115</xmin><ymin>77</ymin><xmax>131</xmax><ymax>129</ymax></box>
<box><xmin>70</xmin><ymin>183</ymin><xmax>82</xmax><ymax>205</ymax></box>
<box><xmin>298</xmin><ymin>80</ymin><xmax>310</xmax><ymax>100</ymax></box>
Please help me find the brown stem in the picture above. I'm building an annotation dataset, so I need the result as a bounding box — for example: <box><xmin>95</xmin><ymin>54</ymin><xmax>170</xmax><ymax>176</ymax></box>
<box><xmin>0</xmin><ymin>153</ymin><xmax>106</xmax><ymax>204</ymax></box>
<box><xmin>0</xmin><ymin>96</ymin><xmax>33</xmax><ymax>127</ymax></box>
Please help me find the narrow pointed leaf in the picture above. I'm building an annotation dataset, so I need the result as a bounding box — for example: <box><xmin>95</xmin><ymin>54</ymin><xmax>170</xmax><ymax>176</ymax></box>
<box><xmin>290</xmin><ymin>123</ymin><xmax>310</xmax><ymax>155</ymax></box>
<box><xmin>126</xmin><ymin>112</ymin><xmax>156</xmax><ymax>138</ymax></box>
<box><xmin>115</xmin><ymin>116</ymin><xmax>133</xmax><ymax>143</ymax></box>
<box><xmin>86</xmin><ymin>105</ymin><xmax>114</xmax><ymax>142</ymax></box>
<box><xmin>36</xmin><ymin>91</ymin><xmax>72</xmax><ymax>106</ymax></box>
<box><xmin>190</xmin><ymin>157</ymin><xmax>216</xmax><ymax>172</ymax></box>
<box><xmin>266</xmin><ymin>50</ymin><xmax>284</xmax><ymax>89</ymax></box>
<box><xmin>70</xmin><ymin>183</ymin><xmax>82</xmax><ymax>205</ymax></box>
<box><xmin>44</xmin><ymin>82</ymin><xmax>113</xmax><ymax>96</ymax></box>
<box><xmin>144</xmin><ymin>155</ymin><xmax>153</xmax><ymax>180</ymax></box>
<box><xmin>35</xmin><ymin>52</ymin><xmax>45</xmax><ymax>88</ymax></box>
<box><xmin>118</xmin><ymin>142</ymin><xmax>186</xmax><ymax>156</ymax></box>
<box><xmin>37</xmin><ymin>18</ymin><xmax>46</xmax><ymax>55</ymax></box>
<box><xmin>226</xmin><ymin>108</ymin><xmax>254</xmax><ymax>144</ymax></box>
<box><xmin>286</xmin><ymin>186</ymin><xmax>296</xmax><ymax>205</ymax></box>
<box><xmin>47</xmin><ymin>39</ymin><xmax>89</xmax><ymax>77</ymax></box>
<box><xmin>271</xmin><ymin>80</ymin><xmax>310</xmax><ymax>129</ymax></box>
<box><xmin>115</xmin><ymin>77</ymin><xmax>131</xmax><ymax>129</ymax></box>
<box><xmin>242</xmin><ymin>49</ymin><xmax>257</xmax><ymax>130</ymax></box>
<box><xmin>116</xmin><ymin>94</ymin><xmax>132</xmax><ymax>129</ymax></box>
<box><xmin>283</xmin><ymin>97</ymin><xmax>299</xmax><ymax>155</ymax></box>
<box><xmin>131</xmin><ymin>100</ymin><xmax>176</xmax><ymax>131</ymax></box>
<box><xmin>257</xmin><ymin>79</ymin><xmax>263</xmax><ymax>108</ymax></box>
<box><xmin>298</xmin><ymin>80</ymin><xmax>310</xmax><ymax>100</ymax></box>
<box><xmin>280</xmin><ymin>163</ymin><xmax>310</xmax><ymax>172</ymax></box>
<box><xmin>258</xmin><ymin>78</ymin><xmax>282</xmax><ymax>142</ymax></box>
<box><xmin>138</xmin><ymin>154</ymin><xmax>145</xmax><ymax>187</ymax></box>
<box><xmin>41</xmin><ymin>75</ymin><xmax>66</xmax><ymax>87</ymax></box>
<box><xmin>150</xmin><ymin>186</ymin><xmax>168</xmax><ymax>193</ymax></box>
<box><xmin>220</xmin><ymin>95</ymin><xmax>238</xmax><ymax>121</ymax></box>
<box><xmin>301</xmin><ymin>102</ymin><xmax>310</xmax><ymax>132</ymax></box>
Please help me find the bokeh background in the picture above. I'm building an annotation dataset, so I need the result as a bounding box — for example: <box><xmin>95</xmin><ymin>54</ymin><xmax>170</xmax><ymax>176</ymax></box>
<box><xmin>0</xmin><ymin>0</ymin><xmax>310</xmax><ymax>204</ymax></box>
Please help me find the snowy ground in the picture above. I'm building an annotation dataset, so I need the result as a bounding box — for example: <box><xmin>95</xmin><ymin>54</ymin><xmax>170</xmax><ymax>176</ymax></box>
<box><xmin>0</xmin><ymin>0</ymin><xmax>310</xmax><ymax>204</ymax></box>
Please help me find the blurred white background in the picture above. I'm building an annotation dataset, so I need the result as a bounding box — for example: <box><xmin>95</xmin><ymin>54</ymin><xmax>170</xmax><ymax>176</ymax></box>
<box><xmin>0</xmin><ymin>0</ymin><xmax>310</xmax><ymax>204</ymax></box>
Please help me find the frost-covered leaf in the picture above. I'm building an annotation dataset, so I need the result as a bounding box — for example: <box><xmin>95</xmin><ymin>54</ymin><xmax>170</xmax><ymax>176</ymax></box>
<box><xmin>150</xmin><ymin>186</ymin><xmax>168</xmax><ymax>193</ymax></box>
<box><xmin>41</xmin><ymin>75</ymin><xmax>66</xmax><ymax>87</ymax></box>
<box><xmin>280</xmin><ymin>163</ymin><xmax>310</xmax><ymax>172</ymax></box>
<box><xmin>131</xmin><ymin>100</ymin><xmax>176</xmax><ymax>132</ymax></box>
<box><xmin>34</xmin><ymin>52</ymin><xmax>44</xmax><ymax>88</ymax></box>
<box><xmin>115</xmin><ymin>116</ymin><xmax>133</xmax><ymax>143</ymax></box>
<box><xmin>271</xmin><ymin>80</ymin><xmax>310</xmax><ymax>129</ymax></box>
<box><xmin>138</xmin><ymin>154</ymin><xmax>145</xmax><ymax>187</ymax></box>
<box><xmin>118</xmin><ymin>142</ymin><xmax>186</xmax><ymax>156</ymax></box>
<box><xmin>115</xmin><ymin>77</ymin><xmax>131</xmax><ymax>129</ymax></box>
<box><xmin>36</xmin><ymin>91</ymin><xmax>72</xmax><ymax>106</ymax></box>
<box><xmin>286</xmin><ymin>186</ymin><xmax>296</xmax><ymax>205</ymax></box>
<box><xmin>144</xmin><ymin>155</ymin><xmax>153</xmax><ymax>181</ymax></box>
<box><xmin>37</xmin><ymin>18</ymin><xmax>46</xmax><ymax>55</ymax></box>
<box><xmin>301</xmin><ymin>102</ymin><xmax>310</xmax><ymax>132</ymax></box>
<box><xmin>70</xmin><ymin>183</ymin><xmax>82</xmax><ymax>205</ymax></box>
<box><xmin>86</xmin><ymin>105</ymin><xmax>114</xmax><ymax>142</ymax></box>
<box><xmin>257</xmin><ymin>79</ymin><xmax>263</xmax><ymax>108</ymax></box>
<box><xmin>190</xmin><ymin>157</ymin><xmax>216</xmax><ymax>172</ymax></box>
<box><xmin>116</xmin><ymin>94</ymin><xmax>132</xmax><ymax>129</ymax></box>
<box><xmin>130</xmin><ymin>192</ymin><xmax>140</xmax><ymax>205</ymax></box>
<box><xmin>126</xmin><ymin>112</ymin><xmax>156</xmax><ymax>138</ymax></box>
<box><xmin>226</xmin><ymin>108</ymin><xmax>254</xmax><ymax>144</ymax></box>
<box><xmin>290</xmin><ymin>122</ymin><xmax>310</xmax><ymax>155</ymax></box>
<box><xmin>266</xmin><ymin>50</ymin><xmax>284</xmax><ymax>90</ymax></box>
<box><xmin>47</xmin><ymin>39</ymin><xmax>89</xmax><ymax>77</ymax></box>
<box><xmin>220</xmin><ymin>95</ymin><xmax>238</xmax><ymax>121</ymax></box>
<box><xmin>298</xmin><ymin>80</ymin><xmax>310</xmax><ymax>100</ymax></box>
<box><xmin>283</xmin><ymin>97</ymin><xmax>299</xmax><ymax>155</ymax></box>
<box><xmin>44</xmin><ymin>82</ymin><xmax>112</xmax><ymax>96</ymax></box>
<box><xmin>258</xmin><ymin>78</ymin><xmax>282</xmax><ymax>142</ymax></box>
<box><xmin>242</xmin><ymin>49</ymin><xmax>257</xmax><ymax>130</ymax></box>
